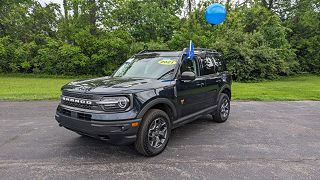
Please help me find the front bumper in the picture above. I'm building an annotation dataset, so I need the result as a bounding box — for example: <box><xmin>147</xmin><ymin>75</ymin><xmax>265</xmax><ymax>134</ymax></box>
<box><xmin>55</xmin><ymin>105</ymin><xmax>141</xmax><ymax>145</ymax></box>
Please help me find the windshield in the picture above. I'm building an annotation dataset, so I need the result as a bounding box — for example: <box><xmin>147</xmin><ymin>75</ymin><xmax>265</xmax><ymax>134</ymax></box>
<box><xmin>113</xmin><ymin>56</ymin><xmax>179</xmax><ymax>79</ymax></box>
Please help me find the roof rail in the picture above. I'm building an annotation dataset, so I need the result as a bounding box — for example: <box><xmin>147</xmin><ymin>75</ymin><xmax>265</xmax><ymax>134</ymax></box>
<box><xmin>137</xmin><ymin>48</ymin><xmax>220</xmax><ymax>56</ymax></box>
<box><xmin>182</xmin><ymin>48</ymin><xmax>220</xmax><ymax>54</ymax></box>
<box><xmin>194</xmin><ymin>48</ymin><xmax>219</xmax><ymax>54</ymax></box>
<box><xmin>137</xmin><ymin>49</ymin><xmax>177</xmax><ymax>54</ymax></box>
<box><xmin>137</xmin><ymin>50</ymin><xmax>148</xmax><ymax>54</ymax></box>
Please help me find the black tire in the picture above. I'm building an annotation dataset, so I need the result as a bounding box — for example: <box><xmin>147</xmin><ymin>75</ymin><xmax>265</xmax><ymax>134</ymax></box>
<box><xmin>134</xmin><ymin>109</ymin><xmax>171</xmax><ymax>156</ymax></box>
<box><xmin>212</xmin><ymin>93</ymin><xmax>230</xmax><ymax>123</ymax></box>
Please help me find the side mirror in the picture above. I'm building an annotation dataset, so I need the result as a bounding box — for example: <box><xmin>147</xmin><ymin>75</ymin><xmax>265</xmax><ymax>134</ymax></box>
<box><xmin>180</xmin><ymin>71</ymin><xmax>196</xmax><ymax>81</ymax></box>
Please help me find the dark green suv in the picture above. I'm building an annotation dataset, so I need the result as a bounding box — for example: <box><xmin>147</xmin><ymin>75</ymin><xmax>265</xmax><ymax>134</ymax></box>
<box><xmin>55</xmin><ymin>48</ymin><xmax>232</xmax><ymax>156</ymax></box>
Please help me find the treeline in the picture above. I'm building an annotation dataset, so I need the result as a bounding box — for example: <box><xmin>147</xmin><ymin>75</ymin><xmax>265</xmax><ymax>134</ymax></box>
<box><xmin>0</xmin><ymin>0</ymin><xmax>319</xmax><ymax>81</ymax></box>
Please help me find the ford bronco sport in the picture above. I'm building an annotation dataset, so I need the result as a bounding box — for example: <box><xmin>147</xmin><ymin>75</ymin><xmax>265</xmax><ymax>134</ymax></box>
<box><xmin>55</xmin><ymin>48</ymin><xmax>232</xmax><ymax>156</ymax></box>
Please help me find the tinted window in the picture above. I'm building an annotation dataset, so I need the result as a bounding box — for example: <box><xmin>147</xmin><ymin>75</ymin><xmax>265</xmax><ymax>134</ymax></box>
<box><xmin>180</xmin><ymin>57</ymin><xmax>198</xmax><ymax>76</ymax></box>
<box><xmin>201</xmin><ymin>57</ymin><xmax>215</xmax><ymax>75</ymax></box>
<box><xmin>212</xmin><ymin>55</ymin><xmax>225</xmax><ymax>72</ymax></box>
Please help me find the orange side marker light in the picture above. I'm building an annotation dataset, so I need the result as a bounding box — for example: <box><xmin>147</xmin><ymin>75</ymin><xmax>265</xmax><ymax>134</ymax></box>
<box><xmin>131</xmin><ymin>122</ymin><xmax>139</xmax><ymax>127</ymax></box>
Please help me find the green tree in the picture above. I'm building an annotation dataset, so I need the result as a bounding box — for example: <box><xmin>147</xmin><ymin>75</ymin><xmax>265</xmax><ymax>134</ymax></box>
<box><xmin>0</xmin><ymin>0</ymin><xmax>318</xmax><ymax>80</ymax></box>
<box><xmin>113</xmin><ymin>0</ymin><xmax>182</xmax><ymax>42</ymax></box>
<box><xmin>286</xmin><ymin>0</ymin><xmax>320</xmax><ymax>73</ymax></box>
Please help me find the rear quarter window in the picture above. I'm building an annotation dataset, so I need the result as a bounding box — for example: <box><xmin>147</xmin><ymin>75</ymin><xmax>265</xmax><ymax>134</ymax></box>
<box><xmin>212</xmin><ymin>55</ymin><xmax>226</xmax><ymax>72</ymax></box>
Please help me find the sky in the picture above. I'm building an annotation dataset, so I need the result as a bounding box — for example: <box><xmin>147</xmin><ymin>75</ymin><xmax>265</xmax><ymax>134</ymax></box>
<box><xmin>38</xmin><ymin>0</ymin><xmax>63</xmax><ymax>6</ymax></box>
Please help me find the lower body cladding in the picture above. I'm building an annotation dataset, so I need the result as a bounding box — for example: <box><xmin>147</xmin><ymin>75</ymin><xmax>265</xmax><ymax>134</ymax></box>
<box><xmin>55</xmin><ymin>106</ymin><xmax>141</xmax><ymax>145</ymax></box>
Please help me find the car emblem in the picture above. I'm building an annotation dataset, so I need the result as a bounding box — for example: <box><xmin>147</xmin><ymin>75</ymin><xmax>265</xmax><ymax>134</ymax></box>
<box><xmin>62</xmin><ymin>96</ymin><xmax>92</xmax><ymax>105</ymax></box>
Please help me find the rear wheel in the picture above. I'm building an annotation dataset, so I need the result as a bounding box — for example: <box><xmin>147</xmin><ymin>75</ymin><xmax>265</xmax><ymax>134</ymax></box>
<box><xmin>212</xmin><ymin>93</ymin><xmax>230</xmax><ymax>123</ymax></box>
<box><xmin>135</xmin><ymin>109</ymin><xmax>171</xmax><ymax>156</ymax></box>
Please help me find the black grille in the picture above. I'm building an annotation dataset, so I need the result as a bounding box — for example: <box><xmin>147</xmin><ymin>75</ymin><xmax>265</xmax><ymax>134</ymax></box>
<box><xmin>59</xmin><ymin>107</ymin><xmax>92</xmax><ymax>121</ymax></box>
<box><xmin>61</xmin><ymin>100</ymin><xmax>92</xmax><ymax>110</ymax></box>
<box><xmin>62</xmin><ymin>91</ymin><xmax>94</xmax><ymax>100</ymax></box>
<box><xmin>61</xmin><ymin>108</ymin><xmax>71</xmax><ymax>116</ymax></box>
<box><xmin>78</xmin><ymin>113</ymin><xmax>92</xmax><ymax>121</ymax></box>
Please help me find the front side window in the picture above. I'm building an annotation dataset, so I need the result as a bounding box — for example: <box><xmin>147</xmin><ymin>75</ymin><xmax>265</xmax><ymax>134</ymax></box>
<box><xmin>113</xmin><ymin>55</ymin><xmax>178</xmax><ymax>79</ymax></box>
<box><xmin>180</xmin><ymin>56</ymin><xmax>199</xmax><ymax>76</ymax></box>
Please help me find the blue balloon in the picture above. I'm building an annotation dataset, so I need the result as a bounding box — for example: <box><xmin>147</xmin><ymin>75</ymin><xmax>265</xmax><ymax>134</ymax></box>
<box><xmin>205</xmin><ymin>3</ymin><xmax>227</xmax><ymax>25</ymax></box>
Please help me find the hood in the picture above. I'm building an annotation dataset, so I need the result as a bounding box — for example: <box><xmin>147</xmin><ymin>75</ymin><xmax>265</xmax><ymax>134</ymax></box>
<box><xmin>62</xmin><ymin>76</ymin><xmax>174</xmax><ymax>94</ymax></box>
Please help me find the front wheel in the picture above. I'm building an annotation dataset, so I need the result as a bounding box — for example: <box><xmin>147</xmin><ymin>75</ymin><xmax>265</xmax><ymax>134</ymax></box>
<box><xmin>135</xmin><ymin>109</ymin><xmax>171</xmax><ymax>156</ymax></box>
<box><xmin>212</xmin><ymin>93</ymin><xmax>230</xmax><ymax>123</ymax></box>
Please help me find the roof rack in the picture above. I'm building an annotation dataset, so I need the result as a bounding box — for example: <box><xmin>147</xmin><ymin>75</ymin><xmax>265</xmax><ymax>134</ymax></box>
<box><xmin>182</xmin><ymin>48</ymin><xmax>220</xmax><ymax>55</ymax></box>
<box><xmin>195</xmin><ymin>48</ymin><xmax>219</xmax><ymax>54</ymax></box>
<box><xmin>137</xmin><ymin>48</ymin><xmax>221</xmax><ymax>56</ymax></box>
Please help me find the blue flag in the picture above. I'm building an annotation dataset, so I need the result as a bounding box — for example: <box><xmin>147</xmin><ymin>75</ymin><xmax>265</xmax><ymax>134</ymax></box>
<box><xmin>186</xmin><ymin>40</ymin><xmax>194</xmax><ymax>60</ymax></box>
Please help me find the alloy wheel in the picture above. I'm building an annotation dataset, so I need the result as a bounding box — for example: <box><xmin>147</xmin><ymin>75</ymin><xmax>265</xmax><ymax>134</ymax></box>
<box><xmin>220</xmin><ymin>98</ymin><xmax>230</xmax><ymax>118</ymax></box>
<box><xmin>148</xmin><ymin>118</ymin><xmax>168</xmax><ymax>149</ymax></box>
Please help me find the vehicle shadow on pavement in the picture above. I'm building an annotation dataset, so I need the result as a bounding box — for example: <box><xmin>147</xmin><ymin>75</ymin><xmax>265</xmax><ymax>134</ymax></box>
<box><xmin>64</xmin><ymin>115</ymin><xmax>220</xmax><ymax>158</ymax></box>
<box><xmin>170</xmin><ymin>115</ymin><xmax>216</xmax><ymax>138</ymax></box>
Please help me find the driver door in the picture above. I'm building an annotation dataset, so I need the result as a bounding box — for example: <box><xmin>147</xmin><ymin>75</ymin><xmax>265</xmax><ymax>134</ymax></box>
<box><xmin>176</xmin><ymin>56</ymin><xmax>207</xmax><ymax>117</ymax></box>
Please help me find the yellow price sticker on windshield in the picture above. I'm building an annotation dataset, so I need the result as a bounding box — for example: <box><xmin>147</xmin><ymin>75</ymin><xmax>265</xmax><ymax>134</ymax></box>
<box><xmin>158</xmin><ymin>60</ymin><xmax>177</xmax><ymax>65</ymax></box>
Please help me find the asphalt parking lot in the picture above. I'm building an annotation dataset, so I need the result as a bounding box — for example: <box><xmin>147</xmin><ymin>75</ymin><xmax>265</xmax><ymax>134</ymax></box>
<box><xmin>0</xmin><ymin>101</ymin><xmax>320</xmax><ymax>179</ymax></box>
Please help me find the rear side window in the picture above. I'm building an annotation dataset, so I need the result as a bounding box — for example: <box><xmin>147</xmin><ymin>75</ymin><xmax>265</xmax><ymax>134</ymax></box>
<box><xmin>201</xmin><ymin>57</ymin><xmax>215</xmax><ymax>75</ymax></box>
<box><xmin>200</xmin><ymin>54</ymin><xmax>226</xmax><ymax>76</ymax></box>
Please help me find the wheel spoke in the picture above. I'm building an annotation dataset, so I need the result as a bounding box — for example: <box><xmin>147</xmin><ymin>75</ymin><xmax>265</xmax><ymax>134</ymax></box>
<box><xmin>148</xmin><ymin>131</ymin><xmax>154</xmax><ymax>138</ymax></box>
<box><xmin>220</xmin><ymin>98</ymin><xmax>230</xmax><ymax>118</ymax></box>
<box><xmin>154</xmin><ymin>136</ymin><xmax>160</xmax><ymax>147</ymax></box>
<box><xmin>159</xmin><ymin>127</ymin><xmax>167</xmax><ymax>137</ymax></box>
<box><xmin>149</xmin><ymin>121</ymin><xmax>156</xmax><ymax>131</ymax></box>
<box><xmin>151</xmin><ymin>139</ymin><xmax>156</xmax><ymax>147</ymax></box>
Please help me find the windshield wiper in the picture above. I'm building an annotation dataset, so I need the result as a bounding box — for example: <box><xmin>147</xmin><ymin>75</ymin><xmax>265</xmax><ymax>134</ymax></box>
<box><xmin>157</xmin><ymin>69</ymin><xmax>174</xmax><ymax>80</ymax></box>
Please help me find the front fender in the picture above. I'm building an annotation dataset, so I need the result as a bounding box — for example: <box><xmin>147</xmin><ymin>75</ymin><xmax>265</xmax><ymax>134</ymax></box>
<box><xmin>136</xmin><ymin>98</ymin><xmax>177</xmax><ymax>119</ymax></box>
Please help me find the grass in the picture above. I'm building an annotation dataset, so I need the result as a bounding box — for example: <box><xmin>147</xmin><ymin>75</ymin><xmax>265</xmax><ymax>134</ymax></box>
<box><xmin>0</xmin><ymin>74</ymin><xmax>319</xmax><ymax>101</ymax></box>
<box><xmin>232</xmin><ymin>74</ymin><xmax>320</xmax><ymax>101</ymax></box>
<box><xmin>0</xmin><ymin>75</ymin><xmax>77</xmax><ymax>100</ymax></box>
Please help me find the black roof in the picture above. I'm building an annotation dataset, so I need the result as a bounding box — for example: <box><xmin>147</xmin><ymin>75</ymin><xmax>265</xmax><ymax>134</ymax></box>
<box><xmin>137</xmin><ymin>48</ymin><xmax>220</xmax><ymax>57</ymax></box>
<box><xmin>137</xmin><ymin>50</ymin><xmax>182</xmax><ymax>57</ymax></box>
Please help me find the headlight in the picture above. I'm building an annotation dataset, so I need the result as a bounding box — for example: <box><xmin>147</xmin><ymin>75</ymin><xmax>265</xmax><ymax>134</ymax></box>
<box><xmin>97</xmin><ymin>96</ymin><xmax>130</xmax><ymax>112</ymax></box>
